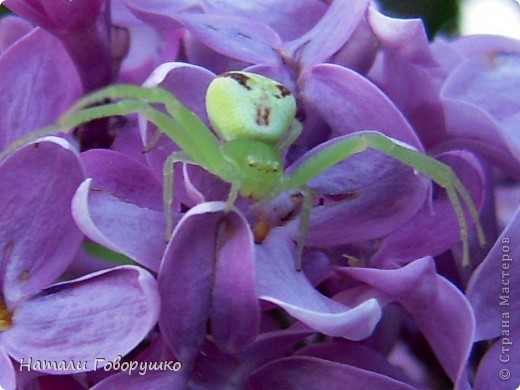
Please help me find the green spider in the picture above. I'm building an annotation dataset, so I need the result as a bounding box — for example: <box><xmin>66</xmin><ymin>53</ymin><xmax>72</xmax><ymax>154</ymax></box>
<box><xmin>3</xmin><ymin>71</ymin><xmax>485</xmax><ymax>269</ymax></box>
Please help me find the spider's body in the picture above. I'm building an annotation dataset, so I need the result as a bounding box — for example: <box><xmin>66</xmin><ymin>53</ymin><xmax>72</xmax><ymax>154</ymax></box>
<box><xmin>206</xmin><ymin>72</ymin><xmax>294</xmax><ymax>200</ymax></box>
<box><xmin>49</xmin><ymin>70</ymin><xmax>485</xmax><ymax>269</ymax></box>
<box><xmin>221</xmin><ymin>139</ymin><xmax>283</xmax><ymax>199</ymax></box>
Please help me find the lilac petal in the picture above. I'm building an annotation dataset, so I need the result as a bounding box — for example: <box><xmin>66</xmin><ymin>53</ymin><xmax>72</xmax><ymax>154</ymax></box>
<box><xmin>117</xmin><ymin>27</ymin><xmax>182</xmax><ymax>85</ymax></box>
<box><xmin>158</xmin><ymin>202</ymin><xmax>259</xmax><ymax>363</ymax></box>
<box><xmin>473</xmin><ymin>338</ymin><xmax>520</xmax><ymax>389</ymax></box>
<box><xmin>441</xmin><ymin>50</ymin><xmax>520</xmax><ymax>174</ymax></box>
<box><xmin>81</xmin><ymin>149</ymin><xmax>164</xmax><ymax>211</ymax></box>
<box><xmin>191</xmin><ymin>329</ymin><xmax>314</xmax><ymax>388</ymax></box>
<box><xmin>0</xmin><ymin>16</ymin><xmax>34</xmax><ymax>54</ymax></box>
<box><xmin>467</xmin><ymin>204</ymin><xmax>520</xmax><ymax>342</ymax></box>
<box><xmin>142</xmin><ymin>62</ymin><xmax>214</xmax><ymax>124</ymax></box>
<box><xmin>296</xmin><ymin>341</ymin><xmax>418</xmax><ymax>386</ymax></box>
<box><xmin>368</xmin><ymin>41</ymin><xmax>445</xmax><ymax>147</ymax></box>
<box><xmin>450</xmin><ymin>34</ymin><xmax>520</xmax><ymax>60</ymax></box>
<box><xmin>40</xmin><ymin>0</ymin><xmax>105</xmax><ymax>32</ymax></box>
<box><xmin>373</xmin><ymin>150</ymin><xmax>485</xmax><ymax>266</ymax></box>
<box><xmin>3</xmin><ymin>0</ymin><xmax>55</xmax><ymax>31</ymax></box>
<box><xmin>368</xmin><ymin>7</ymin><xmax>435</xmax><ymax>66</ymax></box>
<box><xmin>126</xmin><ymin>0</ymin><xmax>201</xmax><ymax>29</ymax></box>
<box><xmin>210</xmin><ymin>206</ymin><xmax>260</xmax><ymax>352</ymax></box>
<box><xmin>0</xmin><ymin>348</ymin><xmax>16</xmax><ymax>390</ymax></box>
<box><xmin>140</xmin><ymin>62</ymin><xmax>215</xmax><ymax>177</ymax></box>
<box><xmin>340</xmin><ymin>257</ymin><xmax>475</xmax><ymax>387</ymax></box>
<box><xmin>256</xmin><ymin>230</ymin><xmax>381</xmax><ymax>340</ymax></box>
<box><xmin>35</xmin><ymin>375</ymin><xmax>86</xmax><ymax>390</ymax></box>
<box><xmin>92</xmin><ymin>369</ymin><xmax>187</xmax><ymax>390</ymax></box>
<box><xmin>183</xmin><ymin>33</ymin><xmax>251</xmax><ymax>75</ymax></box>
<box><xmin>283</xmin><ymin>0</ymin><xmax>369</xmax><ymax>68</ymax></box>
<box><xmin>286</xmin><ymin>132</ymin><xmax>429</xmax><ymax>246</ymax></box>
<box><xmin>174</xmin><ymin>13</ymin><xmax>282</xmax><ymax>64</ymax></box>
<box><xmin>5</xmin><ymin>0</ymin><xmax>104</xmax><ymax>32</ymax></box>
<box><xmin>303</xmin><ymin>64</ymin><xmax>422</xmax><ymax>148</ymax></box>
<box><xmin>5</xmin><ymin>1</ymin><xmax>111</xmax><ymax>92</ymax></box>
<box><xmin>440</xmin><ymin>98</ymin><xmax>520</xmax><ymax>176</ymax></box>
<box><xmin>77</xmin><ymin>144</ymin><xmax>167</xmax><ymax>271</ymax></box>
<box><xmin>0</xmin><ymin>28</ymin><xmax>81</xmax><ymax>149</ymax></box>
<box><xmin>202</xmin><ymin>0</ymin><xmax>327</xmax><ymax>42</ymax></box>
<box><xmin>247</xmin><ymin>356</ymin><xmax>417</xmax><ymax>389</ymax></box>
<box><xmin>3</xmin><ymin>265</ymin><xmax>159</xmax><ymax>373</ymax></box>
<box><xmin>331</xmin><ymin>15</ymin><xmax>379</xmax><ymax>74</ymax></box>
<box><xmin>71</xmin><ymin>178</ymin><xmax>166</xmax><ymax>272</ymax></box>
<box><xmin>443</xmin><ymin>49</ymin><xmax>520</xmax><ymax>133</ymax></box>
<box><xmin>0</xmin><ymin>137</ymin><xmax>84</xmax><ymax>305</ymax></box>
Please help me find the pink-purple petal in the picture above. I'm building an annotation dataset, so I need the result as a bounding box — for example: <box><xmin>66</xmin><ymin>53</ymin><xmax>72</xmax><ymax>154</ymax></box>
<box><xmin>202</xmin><ymin>0</ymin><xmax>327</xmax><ymax>42</ymax></box>
<box><xmin>174</xmin><ymin>13</ymin><xmax>282</xmax><ymax>65</ymax></box>
<box><xmin>303</xmin><ymin>64</ymin><xmax>423</xmax><ymax>148</ymax></box>
<box><xmin>372</xmin><ymin>150</ymin><xmax>485</xmax><ymax>266</ymax></box>
<box><xmin>441</xmin><ymin>47</ymin><xmax>520</xmax><ymax>175</ymax></box>
<box><xmin>368</xmin><ymin>7</ymin><xmax>435</xmax><ymax>66</ymax></box>
<box><xmin>296</xmin><ymin>341</ymin><xmax>419</xmax><ymax>387</ymax></box>
<box><xmin>158</xmin><ymin>202</ymin><xmax>259</xmax><ymax>364</ymax></box>
<box><xmin>3</xmin><ymin>0</ymin><xmax>54</xmax><ymax>31</ymax></box>
<box><xmin>0</xmin><ymin>137</ymin><xmax>84</xmax><ymax>305</ymax></box>
<box><xmin>283</xmin><ymin>0</ymin><xmax>369</xmax><ymax>68</ymax></box>
<box><xmin>211</xmin><ymin>206</ymin><xmax>260</xmax><ymax>352</ymax></box>
<box><xmin>467</xmin><ymin>204</ymin><xmax>520</xmax><ymax>342</ymax></box>
<box><xmin>40</xmin><ymin>0</ymin><xmax>105</xmax><ymax>31</ymax></box>
<box><xmin>71</xmin><ymin>179</ymin><xmax>166</xmax><ymax>271</ymax></box>
<box><xmin>473</xmin><ymin>338</ymin><xmax>520</xmax><ymax>389</ymax></box>
<box><xmin>0</xmin><ymin>348</ymin><xmax>16</xmax><ymax>390</ymax></box>
<box><xmin>3</xmin><ymin>266</ymin><xmax>160</xmax><ymax>374</ymax></box>
<box><xmin>93</xmin><ymin>370</ymin><xmax>187</xmax><ymax>390</ymax></box>
<box><xmin>340</xmin><ymin>257</ymin><xmax>475</xmax><ymax>387</ymax></box>
<box><xmin>285</xmin><ymin>132</ymin><xmax>430</xmax><ymax>246</ymax></box>
<box><xmin>0</xmin><ymin>16</ymin><xmax>33</xmax><ymax>54</ymax></box>
<box><xmin>0</xmin><ymin>28</ymin><xmax>81</xmax><ymax>149</ymax></box>
<box><xmin>140</xmin><ymin>63</ymin><xmax>215</xmax><ymax>178</ymax></box>
<box><xmin>256</xmin><ymin>230</ymin><xmax>382</xmax><ymax>340</ymax></box>
<box><xmin>81</xmin><ymin>149</ymin><xmax>164</xmax><ymax>211</ymax></box>
<box><xmin>248</xmin><ymin>356</ymin><xmax>417</xmax><ymax>390</ymax></box>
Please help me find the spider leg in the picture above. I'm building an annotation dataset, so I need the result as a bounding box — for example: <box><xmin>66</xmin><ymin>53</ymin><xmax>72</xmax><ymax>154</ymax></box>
<box><xmin>61</xmin><ymin>85</ymin><xmax>226</xmax><ymax>174</ymax></box>
<box><xmin>295</xmin><ymin>186</ymin><xmax>313</xmax><ymax>271</ymax></box>
<box><xmin>224</xmin><ymin>183</ymin><xmax>241</xmax><ymax>212</ymax></box>
<box><xmin>276</xmin><ymin>119</ymin><xmax>303</xmax><ymax>154</ymax></box>
<box><xmin>143</xmin><ymin>126</ymin><xmax>164</xmax><ymax>153</ymax></box>
<box><xmin>283</xmin><ymin>132</ymin><xmax>486</xmax><ymax>267</ymax></box>
<box><xmin>163</xmin><ymin>151</ymin><xmax>196</xmax><ymax>240</ymax></box>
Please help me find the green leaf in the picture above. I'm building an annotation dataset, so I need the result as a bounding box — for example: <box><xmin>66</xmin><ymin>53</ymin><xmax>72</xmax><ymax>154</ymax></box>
<box><xmin>82</xmin><ymin>241</ymin><xmax>135</xmax><ymax>265</ymax></box>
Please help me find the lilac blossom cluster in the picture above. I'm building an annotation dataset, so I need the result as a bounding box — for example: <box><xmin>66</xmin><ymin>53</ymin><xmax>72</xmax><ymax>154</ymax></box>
<box><xmin>0</xmin><ymin>0</ymin><xmax>519</xmax><ymax>389</ymax></box>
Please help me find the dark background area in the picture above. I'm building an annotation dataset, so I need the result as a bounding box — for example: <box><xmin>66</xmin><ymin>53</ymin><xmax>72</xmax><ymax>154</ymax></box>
<box><xmin>378</xmin><ymin>0</ymin><xmax>460</xmax><ymax>38</ymax></box>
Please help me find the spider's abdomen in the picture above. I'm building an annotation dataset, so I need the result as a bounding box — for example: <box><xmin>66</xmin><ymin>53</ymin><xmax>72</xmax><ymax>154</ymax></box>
<box><xmin>206</xmin><ymin>72</ymin><xmax>296</xmax><ymax>145</ymax></box>
<box><xmin>222</xmin><ymin>139</ymin><xmax>283</xmax><ymax>199</ymax></box>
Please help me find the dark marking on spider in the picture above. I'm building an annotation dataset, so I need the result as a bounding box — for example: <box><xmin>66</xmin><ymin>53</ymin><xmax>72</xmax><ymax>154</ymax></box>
<box><xmin>275</xmin><ymin>84</ymin><xmax>292</xmax><ymax>98</ymax></box>
<box><xmin>222</xmin><ymin>72</ymin><xmax>252</xmax><ymax>90</ymax></box>
<box><xmin>256</xmin><ymin>106</ymin><xmax>270</xmax><ymax>126</ymax></box>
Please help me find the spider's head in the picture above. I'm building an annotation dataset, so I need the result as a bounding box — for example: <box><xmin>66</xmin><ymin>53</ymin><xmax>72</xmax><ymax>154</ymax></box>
<box><xmin>222</xmin><ymin>139</ymin><xmax>283</xmax><ymax>199</ymax></box>
<box><xmin>206</xmin><ymin>71</ymin><xmax>296</xmax><ymax>145</ymax></box>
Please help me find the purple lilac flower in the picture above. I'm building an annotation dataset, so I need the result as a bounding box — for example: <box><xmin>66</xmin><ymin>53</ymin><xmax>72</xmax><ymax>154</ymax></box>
<box><xmin>1</xmin><ymin>0</ymin><xmax>519</xmax><ymax>389</ymax></box>
<box><xmin>0</xmin><ymin>138</ymin><xmax>159</xmax><ymax>389</ymax></box>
